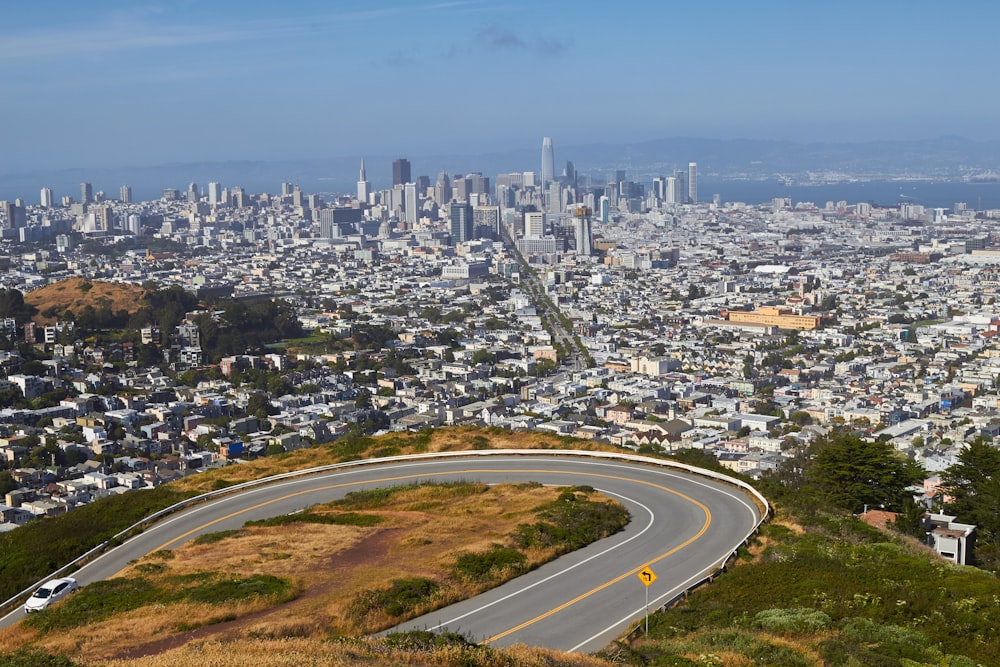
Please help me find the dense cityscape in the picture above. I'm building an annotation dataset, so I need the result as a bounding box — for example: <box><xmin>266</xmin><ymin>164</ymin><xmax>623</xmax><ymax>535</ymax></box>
<box><xmin>0</xmin><ymin>136</ymin><xmax>996</xmax><ymax>569</ymax></box>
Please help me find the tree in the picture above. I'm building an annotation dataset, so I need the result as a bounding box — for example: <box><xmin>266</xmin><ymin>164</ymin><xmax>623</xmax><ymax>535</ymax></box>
<box><xmin>940</xmin><ymin>439</ymin><xmax>1000</xmax><ymax>570</ymax></box>
<box><xmin>804</xmin><ymin>432</ymin><xmax>924</xmax><ymax>513</ymax></box>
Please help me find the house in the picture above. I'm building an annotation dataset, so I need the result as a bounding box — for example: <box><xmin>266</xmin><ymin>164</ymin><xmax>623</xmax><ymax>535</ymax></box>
<box><xmin>926</xmin><ymin>513</ymin><xmax>976</xmax><ymax>566</ymax></box>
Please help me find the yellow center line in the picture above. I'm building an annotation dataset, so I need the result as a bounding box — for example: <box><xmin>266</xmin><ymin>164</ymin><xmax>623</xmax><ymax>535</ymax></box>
<box><xmin>481</xmin><ymin>472</ymin><xmax>711</xmax><ymax>645</ymax></box>
<box><xmin>128</xmin><ymin>466</ymin><xmax>710</xmax><ymax>643</ymax></box>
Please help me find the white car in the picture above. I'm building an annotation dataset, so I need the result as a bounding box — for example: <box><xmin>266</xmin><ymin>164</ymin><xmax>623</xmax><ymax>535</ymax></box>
<box><xmin>24</xmin><ymin>577</ymin><xmax>79</xmax><ymax>613</ymax></box>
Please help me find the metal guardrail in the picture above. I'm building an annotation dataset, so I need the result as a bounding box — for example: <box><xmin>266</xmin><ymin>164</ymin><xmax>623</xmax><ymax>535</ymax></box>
<box><xmin>1</xmin><ymin>448</ymin><xmax>770</xmax><ymax>618</ymax></box>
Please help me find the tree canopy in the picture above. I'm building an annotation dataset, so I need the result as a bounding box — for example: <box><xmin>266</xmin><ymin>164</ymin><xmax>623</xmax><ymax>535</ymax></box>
<box><xmin>940</xmin><ymin>439</ymin><xmax>1000</xmax><ymax>570</ymax></box>
<box><xmin>804</xmin><ymin>432</ymin><xmax>924</xmax><ymax>513</ymax></box>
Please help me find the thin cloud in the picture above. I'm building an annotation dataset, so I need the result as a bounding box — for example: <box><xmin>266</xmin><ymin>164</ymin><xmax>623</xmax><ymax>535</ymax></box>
<box><xmin>0</xmin><ymin>6</ymin><xmax>411</xmax><ymax>62</ymax></box>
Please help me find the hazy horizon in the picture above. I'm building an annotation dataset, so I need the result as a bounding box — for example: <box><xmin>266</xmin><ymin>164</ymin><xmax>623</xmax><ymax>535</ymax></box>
<box><xmin>4</xmin><ymin>1</ymin><xmax>1000</xmax><ymax>172</ymax></box>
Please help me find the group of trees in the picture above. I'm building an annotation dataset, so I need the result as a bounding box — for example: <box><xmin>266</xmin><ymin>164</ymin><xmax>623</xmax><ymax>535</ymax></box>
<box><xmin>762</xmin><ymin>430</ymin><xmax>924</xmax><ymax>516</ymax></box>
<box><xmin>763</xmin><ymin>430</ymin><xmax>1000</xmax><ymax>572</ymax></box>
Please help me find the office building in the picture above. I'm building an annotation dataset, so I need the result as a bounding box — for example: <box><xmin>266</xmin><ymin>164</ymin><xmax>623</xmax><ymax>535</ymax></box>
<box><xmin>473</xmin><ymin>205</ymin><xmax>500</xmax><ymax>240</ymax></box>
<box><xmin>449</xmin><ymin>201</ymin><xmax>473</xmax><ymax>245</ymax></box>
<box><xmin>573</xmin><ymin>207</ymin><xmax>593</xmax><ymax>256</ymax></box>
<box><xmin>357</xmin><ymin>160</ymin><xmax>370</xmax><ymax>203</ymax></box>
<box><xmin>525</xmin><ymin>211</ymin><xmax>546</xmax><ymax>237</ymax></box>
<box><xmin>281</xmin><ymin>182</ymin><xmax>294</xmax><ymax>197</ymax></box>
<box><xmin>81</xmin><ymin>182</ymin><xmax>93</xmax><ymax>206</ymax></box>
<box><xmin>40</xmin><ymin>187</ymin><xmax>53</xmax><ymax>208</ymax></box>
<box><xmin>187</xmin><ymin>182</ymin><xmax>199</xmax><ymax>203</ymax></box>
<box><xmin>434</xmin><ymin>171</ymin><xmax>452</xmax><ymax>206</ymax></box>
<box><xmin>404</xmin><ymin>182</ymin><xmax>418</xmax><ymax>225</ymax></box>
<box><xmin>1</xmin><ymin>201</ymin><xmax>26</xmax><ymax>229</ymax></box>
<box><xmin>599</xmin><ymin>195</ymin><xmax>610</xmax><ymax>224</ymax></box>
<box><xmin>541</xmin><ymin>137</ymin><xmax>554</xmax><ymax>187</ymax></box>
<box><xmin>688</xmin><ymin>162</ymin><xmax>698</xmax><ymax>204</ymax></box>
<box><xmin>120</xmin><ymin>185</ymin><xmax>132</xmax><ymax>203</ymax></box>
<box><xmin>208</xmin><ymin>182</ymin><xmax>222</xmax><ymax>206</ymax></box>
<box><xmin>392</xmin><ymin>158</ymin><xmax>411</xmax><ymax>187</ymax></box>
<box><xmin>96</xmin><ymin>204</ymin><xmax>114</xmax><ymax>231</ymax></box>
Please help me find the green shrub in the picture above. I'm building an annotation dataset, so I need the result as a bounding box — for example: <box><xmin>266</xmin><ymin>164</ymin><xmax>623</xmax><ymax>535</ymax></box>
<box><xmin>753</xmin><ymin>607</ymin><xmax>833</xmax><ymax>633</ymax></box>
<box><xmin>0</xmin><ymin>648</ymin><xmax>85</xmax><ymax>667</ymax></box>
<box><xmin>348</xmin><ymin>577</ymin><xmax>440</xmax><ymax>621</ymax></box>
<box><xmin>177</xmin><ymin>574</ymin><xmax>297</xmax><ymax>605</ymax></box>
<box><xmin>513</xmin><ymin>494</ymin><xmax>629</xmax><ymax>552</ymax></box>
<box><xmin>452</xmin><ymin>544</ymin><xmax>528</xmax><ymax>582</ymax></box>
<box><xmin>246</xmin><ymin>511</ymin><xmax>382</xmax><ymax>528</ymax></box>
<box><xmin>192</xmin><ymin>529</ymin><xmax>245</xmax><ymax>545</ymax></box>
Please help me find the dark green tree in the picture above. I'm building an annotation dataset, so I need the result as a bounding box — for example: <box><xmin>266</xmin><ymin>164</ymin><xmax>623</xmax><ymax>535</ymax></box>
<box><xmin>804</xmin><ymin>432</ymin><xmax>924</xmax><ymax>513</ymax></box>
<box><xmin>940</xmin><ymin>439</ymin><xmax>1000</xmax><ymax>570</ymax></box>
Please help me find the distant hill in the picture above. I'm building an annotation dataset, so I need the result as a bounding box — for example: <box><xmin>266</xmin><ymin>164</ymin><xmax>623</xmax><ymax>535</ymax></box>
<box><xmin>24</xmin><ymin>277</ymin><xmax>147</xmax><ymax>326</ymax></box>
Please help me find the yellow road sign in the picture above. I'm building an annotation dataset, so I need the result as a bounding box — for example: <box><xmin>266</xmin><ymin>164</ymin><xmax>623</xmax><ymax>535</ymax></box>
<box><xmin>637</xmin><ymin>566</ymin><xmax>656</xmax><ymax>587</ymax></box>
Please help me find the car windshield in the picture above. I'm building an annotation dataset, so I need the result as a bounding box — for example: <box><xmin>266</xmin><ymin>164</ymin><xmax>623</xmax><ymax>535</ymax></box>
<box><xmin>32</xmin><ymin>588</ymin><xmax>52</xmax><ymax>599</ymax></box>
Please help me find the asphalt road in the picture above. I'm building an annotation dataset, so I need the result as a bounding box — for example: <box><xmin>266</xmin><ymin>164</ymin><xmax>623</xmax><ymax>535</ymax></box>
<box><xmin>1</xmin><ymin>453</ymin><xmax>763</xmax><ymax>654</ymax></box>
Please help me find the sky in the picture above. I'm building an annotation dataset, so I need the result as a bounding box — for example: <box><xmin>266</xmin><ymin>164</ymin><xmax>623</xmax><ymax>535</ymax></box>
<box><xmin>3</xmin><ymin>0</ymin><xmax>1000</xmax><ymax>172</ymax></box>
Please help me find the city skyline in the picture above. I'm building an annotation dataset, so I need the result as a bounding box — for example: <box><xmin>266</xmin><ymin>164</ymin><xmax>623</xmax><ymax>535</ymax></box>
<box><xmin>4</xmin><ymin>1</ymin><xmax>1000</xmax><ymax>172</ymax></box>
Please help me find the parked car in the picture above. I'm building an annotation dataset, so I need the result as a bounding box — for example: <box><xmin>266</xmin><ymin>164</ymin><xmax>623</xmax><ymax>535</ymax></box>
<box><xmin>24</xmin><ymin>577</ymin><xmax>79</xmax><ymax>613</ymax></box>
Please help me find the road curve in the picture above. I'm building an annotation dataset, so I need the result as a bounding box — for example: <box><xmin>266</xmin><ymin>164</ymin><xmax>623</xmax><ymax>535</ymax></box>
<box><xmin>1</xmin><ymin>451</ymin><xmax>764</xmax><ymax>653</ymax></box>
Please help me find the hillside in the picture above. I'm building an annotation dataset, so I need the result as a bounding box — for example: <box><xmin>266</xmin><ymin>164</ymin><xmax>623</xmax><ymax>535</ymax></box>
<box><xmin>23</xmin><ymin>277</ymin><xmax>148</xmax><ymax>326</ymax></box>
<box><xmin>1</xmin><ymin>479</ymin><xmax>626</xmax><ymax>667</ymax></box>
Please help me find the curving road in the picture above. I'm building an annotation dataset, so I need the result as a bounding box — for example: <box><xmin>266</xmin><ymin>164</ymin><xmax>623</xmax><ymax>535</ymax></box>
<box><xmin>0</xmin><ymin>452</ymin><xmax>764</xmax><ymax>653</ymax></box>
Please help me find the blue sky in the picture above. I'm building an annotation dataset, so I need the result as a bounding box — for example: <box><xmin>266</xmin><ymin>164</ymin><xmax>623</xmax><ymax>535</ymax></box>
<box><xmin>3</xmin><ymin>0</ymin><xmax>999</xmax><ymax>170</ymax></box>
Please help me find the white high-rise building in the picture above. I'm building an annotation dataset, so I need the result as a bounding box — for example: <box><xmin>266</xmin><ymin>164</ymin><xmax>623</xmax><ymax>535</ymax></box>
<box><xmin>208</xmin><ymin>182</ymin><xmax>221</xmax><ymax>206</ymax></box>
<box><xmin>525</xmin><ymin>211</ymin><xmax>545</xmax><ymax>237</ymax></box>
<box><xmin>404</xmin><ymin>182</ymin><xmax>418</xmax><ymax>225</ymax></box>
<box><xmin>120</xmin><ymin>185</ymin><xmax>132</xmax><ymax>204</ymax></box>
<box><xmin>573</xmin><ymin>207</ymin><xmax>592</xmax><ymax>256</ymax></box>
<box><xmin>541</xmin><ymin>137</ymin><xmax>554</xmax><ymax>187</ymax></box>
<box><xmin>357</xmin><ymin>159</ymin><xmax>370</xmax><ymax>203</ymax></box>
<box><xmin>40</xmin><ymin>187</ymin><xmax>53</xmax><ymax>208</ymax></box>
<box><xmin>664</xmin><ymin>176</ymin><xmax>680</xmax><ymax>205</ymax></box>
<box><xmin>688</xmin><ymin>162</ymin><xmax>698</xmax><ymax>204</ymax></box>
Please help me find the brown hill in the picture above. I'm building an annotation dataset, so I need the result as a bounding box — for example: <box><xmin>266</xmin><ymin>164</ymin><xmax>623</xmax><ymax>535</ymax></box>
<box><xmin>24</xmin><ymin>277</ymin><xmax>148</xmax><ymax>325</ymax></box>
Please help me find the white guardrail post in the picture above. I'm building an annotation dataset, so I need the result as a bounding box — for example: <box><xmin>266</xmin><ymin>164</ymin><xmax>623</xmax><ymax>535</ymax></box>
<box><xmin>1</xmin><ymin>449</ymin><xmax>769</xmax><ymax>616</ymax></box>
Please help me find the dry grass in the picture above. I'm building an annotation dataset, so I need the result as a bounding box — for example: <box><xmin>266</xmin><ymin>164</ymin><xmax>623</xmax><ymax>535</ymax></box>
<box><xmin>98</xmin><ymin>637</ymin><xmax>613</xmax><ymax>667</ymax></box>
<box><xmin>17</xmin><ymin>483</ymin><xmax>613</xmax><ymax>665</ymax></box>
<box><xmin>170</xmin><ymin>426</ymin><xmax>621</xmax><ymax>496</ymax></box>
<box><xmin>23</xmin><ymin>277</ymin><xmax>147</xmax><ymax>325</ymax></box>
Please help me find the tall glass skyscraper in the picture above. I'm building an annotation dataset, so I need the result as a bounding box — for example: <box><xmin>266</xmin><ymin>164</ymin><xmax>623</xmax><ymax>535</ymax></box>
<box><xmin>688</xmin><ymin>162</ymin><xmax>698</xmax><ymax>204</ymax></box>
<box><xmin>541</xmin><ymin>137</ymin><xmax>554</xmax><ymax>187</ymax></box>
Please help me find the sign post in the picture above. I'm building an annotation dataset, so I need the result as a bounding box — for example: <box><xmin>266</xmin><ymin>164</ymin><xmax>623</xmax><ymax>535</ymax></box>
<box><xmin>636</xmin><ymin>565</ymin><xmax>657</xmax><ymax>635</ymax></box>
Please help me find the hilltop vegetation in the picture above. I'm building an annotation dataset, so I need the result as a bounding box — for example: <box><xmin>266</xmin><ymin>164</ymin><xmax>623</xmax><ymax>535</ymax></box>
<box><xmin>3</xmin><ymin>428</ymin><xmax>1000</xmax><ymax>666</ymax></box>
<box><xmin>2</xmin><ymin>480</ymin><xmax>627</xmax><ymax>665</ymax></box>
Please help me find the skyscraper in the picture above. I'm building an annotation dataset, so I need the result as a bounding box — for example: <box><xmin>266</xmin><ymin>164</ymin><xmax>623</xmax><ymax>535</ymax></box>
<box><xmin>40</xmin><ymin>187</ymin><xmax>53</xmax><ymax>208</ymax></box>
<box><xmin>120</xmin><ymin>185</ymin><xmax>132</xmax><ymax>204</ymax></box>
<box><xmin>357</xmin><ymin>159</ymin><xmax>370</xmax><ymax>203</ymax></box>
<box><xmin>392</xmin><ymin>158</ymin><xmax>411</xmax><ymax>187</ymax></box>
<box><xmin>573</xmin><ymin>207</ymin><xmax>593</xmax><ymax>256</ymax></box>
<box><xmin>449</xmin><ymin>201</ymin><xmax>473</xmax><ymax>245</ymax></box>
<box><xmin>688</xmin><ymin>162</ymin><xmax>698</xmax><ymax>204</ymax></box>
<box><xmin>541</xmin><ymin>137</ymin><xmax>554</xmax><ymax>187</ymax></box>
<box><xmin>81</xmin><ymin>182</ymin><xmax>93</xmax><ymax>205</ymax></box>
<box><xmin>208</xmin><ymin>182</ymin><xmax>221</xmax><ymax>206</ymax></box>
<box><xmin>187</xmin><ymin>182</ymin><xmax>199</xmax><ymax>203</ymax></box>
<box><xmin>434</xmin><ymin>171</ymin><xmax>452</xmax><ymax>206</ymax></box>
<box><xmin>404</xmin><ymin>182</ymin><xmax>418</xmax><ymax>225</ymax></box>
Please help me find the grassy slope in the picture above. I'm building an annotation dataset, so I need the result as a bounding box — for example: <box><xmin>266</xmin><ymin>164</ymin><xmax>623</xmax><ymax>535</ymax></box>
<box><xmin>23</xmin><ymin>277</ymin><xmax>147</xmax><ymax>325</ymax></box>
<box><xmin>3</xmin><ymin>481</ymin><xmax>626</xmax><ymax>666</ymax></box>
<box><xmin>4</xmin><ymin>427</ymin><xmax>1000</xmax><ymax>666</ymax></box>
